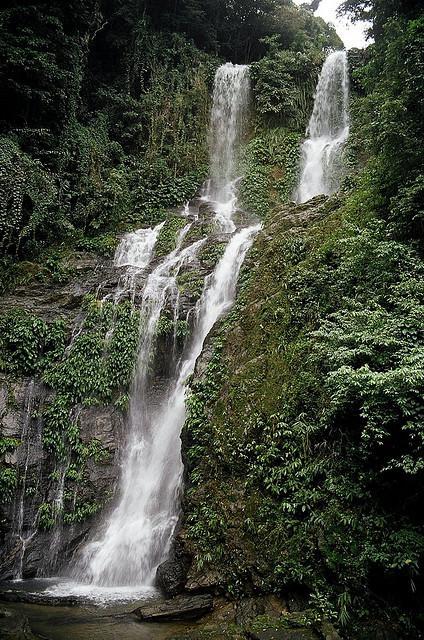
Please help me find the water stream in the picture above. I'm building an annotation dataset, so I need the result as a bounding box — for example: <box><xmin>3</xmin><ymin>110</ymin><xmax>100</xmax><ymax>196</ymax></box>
<box><xmin>295</xmin><ymin>50</ymin><xmax>350</xmax><ymax>203</ymax></box>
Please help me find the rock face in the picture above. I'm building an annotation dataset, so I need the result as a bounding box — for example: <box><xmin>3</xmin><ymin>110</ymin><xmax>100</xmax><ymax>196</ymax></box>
<box><xmin>156</xmin><ymin>535</ymin><xmax>192</xmax><ymax>597</ymax></box>
<box><xmin>133</xmin><ymin>594</ymin><xmax>213</xmax><ymax>621</ymax></box>
<box><xmin>0</xmin><ymin>206</ymin><xmax>240</xmax><ymax>584</ymax></box>
<box><xmin>0</xmin><ymin>251</ymin><xmax>125</xmax><ymax>581</ymax></box>
<box><xmin>0</xmin><ymin>373</ymin><xmax>125</xmax><ymax>580</ymax></box>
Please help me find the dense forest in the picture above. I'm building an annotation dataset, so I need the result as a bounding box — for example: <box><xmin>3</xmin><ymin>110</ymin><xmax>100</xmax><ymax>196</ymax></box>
<box><xmin>0</xmin><ymin>0</ymin><xmax>424</xmax><ymax>639</ymax></box>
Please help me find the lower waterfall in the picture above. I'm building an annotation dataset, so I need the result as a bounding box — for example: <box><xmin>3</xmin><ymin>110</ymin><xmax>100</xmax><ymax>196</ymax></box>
<box><xmin>77</xmin><ymin>222</ymin><xmax>259</xmax><ymax>589</ymax></box>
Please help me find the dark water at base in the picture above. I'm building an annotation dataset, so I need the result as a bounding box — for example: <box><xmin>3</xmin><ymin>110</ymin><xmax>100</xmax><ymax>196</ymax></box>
<box><xmin>0</xmin><ymin>580</ymin><xmax>197</xmax><ymax>639</ymax></box>
<box><xmin>2</xmin><ymin>601</ymin><xmax>194</xmax><ymax>640</ymax></box>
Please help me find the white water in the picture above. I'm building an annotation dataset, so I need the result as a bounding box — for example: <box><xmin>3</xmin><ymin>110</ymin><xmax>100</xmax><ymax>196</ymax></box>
<box><xmin>111</xmin><ymin>222</ymin><xmax>165</xmax><ymax>304</ymax></box>
<box><xmin>78</xmin><ymin>225</ymin><xmax>204</xmax><ymax>586</ymax></box>
<box><xmin>203</xmin><ymin>63</ymin><xmax>251</xmax><ymax>232</ymax></box>
<box><xmin>296</xmin><ymin>50</ymin><xmax>350</xmax><ymax>203</ymax></box>
<box><xmin>41</xmin><ymin>63</ymin><xmax>260</xmax><ymax>601</ymax></box>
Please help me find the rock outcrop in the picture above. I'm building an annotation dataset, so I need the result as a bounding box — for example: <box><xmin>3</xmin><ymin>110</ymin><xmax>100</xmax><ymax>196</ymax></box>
<box><xmin>133</xmin><ymin>594</ymin><xmax>213</xmax><ymax>621</ymax></box>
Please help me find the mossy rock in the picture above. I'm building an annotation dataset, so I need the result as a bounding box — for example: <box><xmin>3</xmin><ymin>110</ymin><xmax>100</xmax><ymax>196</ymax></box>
<box><xmin>247</xmin><ymin>615</ymin><xmax>320</xmax><ymax>640</ymax></box>
<box><xmin>170</xmin><ymin>623</ymin><xmax>245</xmax><ymax>640</ymax></box>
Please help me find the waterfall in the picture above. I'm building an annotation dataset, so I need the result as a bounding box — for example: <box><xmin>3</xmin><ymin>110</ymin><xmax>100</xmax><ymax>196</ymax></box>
<box><xmin>53</xmin><ymin>62</ymin><xmax>261</xmax><ymax>598</ymax></box>
<box><xmin>204</xmin><ymin>63</ymin><xmax>251</xmax><ymax>231</ymax></box>
<box><xmin>295</xmin><ymin>50</ymin><xmax>350</xmax><ymax>203</ymax></box>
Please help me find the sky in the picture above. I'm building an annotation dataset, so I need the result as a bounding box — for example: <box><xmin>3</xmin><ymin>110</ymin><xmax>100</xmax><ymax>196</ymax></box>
<box><xmin>292</xmin><ymin>0</ymin><xmax>371</xmax><ymax>49</ymax></box>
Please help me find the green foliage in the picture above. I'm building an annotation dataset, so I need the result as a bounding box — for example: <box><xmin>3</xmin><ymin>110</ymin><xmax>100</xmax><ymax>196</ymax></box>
<box><xmin>183</xmin><ymin>186</ymin><xmax>424</xmax><ymax>634</ymax></box>
<box><xmin>0</xmin><ymin>137</ymin><xmax>57</xmax><ymax>254</ymax></box>
<box><xmin>42</xmin><ymin>296</ymin><xmax>140</xmax><ymax>455</ymax></box>
<box><xmin>0</xmin><ymin>310</ymin><xmax>66</xmax><ymax>375</ymax></box>
<box><xmin>37</xmin><ymin>502</ymin><xmax>58</xmax><ymax>531</ymax></box>
<box><xmin>198</xmin><ymin>241</ymin><xmax>226</xmax><ymax>269</ymax></box>
<box><xmin>177</xmin><ymin>271</ymin><xmax>205</xmax><ymax>302</ymax></box>
<box><xmin>251</xmin><ymin>49</ymin><xmax>322</xmax><ymax>129</ymax></box>
<box><xmin>63</xmin><ymin>500</ymin><xmax>101</xmax><ymax>525</ymax></box>
<box><xmin>347</xmin><ymin>15</ymin><xmax>424</xmax><ymax>243</ymax></box>
<box><xmin>0</xmin><ymin>438</ymin><xmax>20</xmax><ymax>455</ymax></box>
<box><xmin>155</xmin><ymin>215</ymin><xmax>188</xmax><ymax>258</ymax></box>
<box><xmin>0</xmin><ymin>467</ymin><xmax>18</xmax><ymax>503</ymax></box>
<box><xmin>240</xmin><ymin>128</ymin><xmax>302</xmax><ymax>216</ymax></box>
<box><xmin>156</xmin><ymin>313</ymin><xmax>189</xmax><ymax>341</ymax></box>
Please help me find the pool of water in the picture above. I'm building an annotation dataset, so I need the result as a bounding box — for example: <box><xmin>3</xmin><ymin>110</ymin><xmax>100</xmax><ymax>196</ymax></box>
<box><xmin>0</xmin><ymin>579</ymin><xmax>197</xmax><ymax>639</ymax></box>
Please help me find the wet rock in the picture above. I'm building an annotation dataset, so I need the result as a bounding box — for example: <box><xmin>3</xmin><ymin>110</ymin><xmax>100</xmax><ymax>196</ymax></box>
<box><xmin>0</xmin><ymin>606</ymin><xmax>37</xmax><ymax>639</ymax></box>
<box><xmin>133</xmin><ymin>594</ymin><xmax>213</xmax><ymax>621</ymax></box>
<box><xmin>156</xmin><ymin>559</ymin><xmax>188</xmax><ymax>597</ymax></box>
<box><xmin>0</xmin><ymin>589</ymin><xmax>80</xmax><ymax>607</ymax></box>
<box><xmin>235</xmin><ymin>596</ymin><xmax>287</xmax><ymax>627</ymax></box>
<box><xmin>79</xmin><ymin>406</ymin><xmax>123</xmax><ymax>451</ymax></box>
<box><xmin>156</xmin><ymin>535</ymin><xmax>191</xmax><ymax>597</ymax></box>
<box><xmin>184</xmin><ymin>567</ymin><xmax>223</xmax><ymax>593</ymax></box>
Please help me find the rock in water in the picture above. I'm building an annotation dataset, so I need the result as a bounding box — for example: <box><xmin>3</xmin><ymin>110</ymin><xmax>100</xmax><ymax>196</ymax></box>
<box><xmin>133</xmin><ymin>594</ymin><xmax>213</xmax><ymax>621</ymax></box>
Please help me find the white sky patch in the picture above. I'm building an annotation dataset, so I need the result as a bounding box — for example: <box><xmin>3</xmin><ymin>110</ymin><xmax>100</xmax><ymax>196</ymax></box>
<box><xmin>293</xmin><ymin>0</ymin><xmax>371</xmax><ymax>49</ymax></box>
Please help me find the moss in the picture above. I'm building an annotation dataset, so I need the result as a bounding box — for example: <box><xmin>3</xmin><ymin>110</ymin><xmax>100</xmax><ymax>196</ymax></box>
<box><xmin>155</xmin><ymin>215</ymin><xmax>188</xmax><ymax>258</ymax></box>
<box><xmin>178</xmin><ymin>270</ymin><xmax>205</xmax><ymax>301</ymax></box>
<box><xmin>240</xmin><ymin>127</ymin><xmax>302</xmax><ymax>217</ymax></box>
<box><xmin>171</xmin><ymin>625</ymin><xmax>245</xmax><ymax>640</ymax></box>
<box><xmin>199</xmin><ymin>241</ymin><xmax>227</xmax><ymax>269</ymax></box>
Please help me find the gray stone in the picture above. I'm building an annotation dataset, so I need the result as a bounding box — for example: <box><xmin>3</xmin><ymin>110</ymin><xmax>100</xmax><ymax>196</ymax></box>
<box><xmin>0</xmin><ymin>589</ymin><xmax>80</xmax><ymax>607</ymax></box>
<box><xmin>133</xmin><ymin>594</ymin><xmax>213</xmax><ymax>621</ymax></box>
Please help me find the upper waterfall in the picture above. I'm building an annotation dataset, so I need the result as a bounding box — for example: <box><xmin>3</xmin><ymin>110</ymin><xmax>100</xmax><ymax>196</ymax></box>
<box><xmin>295</xmin><ymin>50</ymin><xmax>350</xmax><ymax>203</ymax></box>
<box><xmin>205</xmin><ymin>63</ymin><xmax>250</xmax><ymax>230</ymax></box>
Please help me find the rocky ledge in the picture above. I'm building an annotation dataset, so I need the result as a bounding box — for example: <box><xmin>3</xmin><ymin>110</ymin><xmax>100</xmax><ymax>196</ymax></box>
<box><xmin>133</xmin><ymin>593</ymin><xmax>213</xmax><ymax>621</ymax></box>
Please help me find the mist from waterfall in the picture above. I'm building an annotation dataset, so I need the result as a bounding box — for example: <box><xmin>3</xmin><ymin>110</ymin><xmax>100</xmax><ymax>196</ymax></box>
<box><xmin>295</xmin><ymin>50</ymin><xmax>350</xmax><ymax>203</ymax></box>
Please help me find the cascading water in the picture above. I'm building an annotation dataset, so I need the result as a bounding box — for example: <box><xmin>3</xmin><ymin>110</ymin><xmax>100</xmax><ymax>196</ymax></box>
<box><xmin>295</xmin><ymin>50</ymin><xmax>350</xmax><ymax>203</ymax></box>
<box><xmin>42</xmin><ymin>63</ymin><xmax>259</xmax><ymax>600</ymax></box>
<box><xmin>204</xmin><ymin>63</ymin><xmax>251</xmax><ymax>231</ymax></box>
<box><xmin>111</xmin><ymin>222</ymin><xmax>165</xmax><ymax>304</ymax></box>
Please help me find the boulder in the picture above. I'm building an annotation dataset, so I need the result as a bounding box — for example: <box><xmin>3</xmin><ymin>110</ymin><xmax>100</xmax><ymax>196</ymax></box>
<box><xmin>156</xmin><ymin>559</ymin><xmax>187</xmax><ymax>597</ymax></box>
<box><xmin>235</xmin><ymin>598</ymin><xmax>266</xmax><ymax>626</ymax></box>
<box><xmin>133</xmin><ymin>594</ymin><xmax>213</xmax><ymax>621</ymax></box>
<box><xmin>184</xmin><ymin>568</ymin><xmax>223</xmax><ymax>593</ymax></box>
